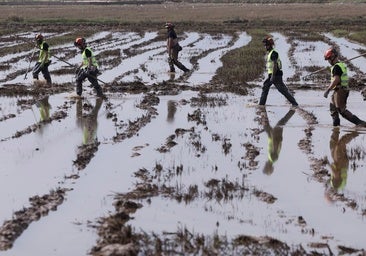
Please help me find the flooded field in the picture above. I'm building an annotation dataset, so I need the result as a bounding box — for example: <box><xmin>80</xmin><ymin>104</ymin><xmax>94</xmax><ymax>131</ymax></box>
<box><xmin>1</xmin><ymin>9</ymin><xmax>366</xmax><ymax>256</ymax></box>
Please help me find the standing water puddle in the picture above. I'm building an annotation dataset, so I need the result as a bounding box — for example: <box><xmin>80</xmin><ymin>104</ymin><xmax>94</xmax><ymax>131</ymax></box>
<box><xmin>0</xmin><ymin>30</ymin><xmax>366</xmax><ymax>255</ymax></box>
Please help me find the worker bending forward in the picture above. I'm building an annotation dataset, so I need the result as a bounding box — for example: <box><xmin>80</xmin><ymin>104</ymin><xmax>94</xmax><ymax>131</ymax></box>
<box><xmin>74</xmin><ymin>37</ymin><xmax>105</xmax><ymax>98</ymax></box>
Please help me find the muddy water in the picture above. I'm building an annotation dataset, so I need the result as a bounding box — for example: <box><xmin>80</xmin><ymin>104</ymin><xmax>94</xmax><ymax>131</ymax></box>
<box><xmin>1</xmin><ymin>30</ymin><xmax>366</xmax><ymax>255</ymax></box>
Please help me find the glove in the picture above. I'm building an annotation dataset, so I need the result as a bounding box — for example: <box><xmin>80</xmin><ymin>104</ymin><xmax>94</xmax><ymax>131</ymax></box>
<box><xmin>324</xmin><ymin>89</ymin><xmax>330</xmax><ymax>98</ymax></box>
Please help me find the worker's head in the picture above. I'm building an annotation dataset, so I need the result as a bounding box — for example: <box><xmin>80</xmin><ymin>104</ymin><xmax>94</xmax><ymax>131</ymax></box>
<box><xmin>324</xmin><ymin>47</ymin><xmax>338</xmax><ymax>64</ymax></box>
<box><xmin>164</xmin><ymin>22</ymin><xmax>175</xmax><ymax>30</ymax></box>
<box><xmin>35</xmin><ymin>34</ymin><xmax>43</xmax><ymax>45</ymax></box>
<box><xmin>262</xmin><ymin>36</ymin><xmax>274</xmax><ymax>51</ymax></box>
<box><xmin>74</xmin><ymin>37</ymin><xmax>86</xmax><ymax>49</ymax></box>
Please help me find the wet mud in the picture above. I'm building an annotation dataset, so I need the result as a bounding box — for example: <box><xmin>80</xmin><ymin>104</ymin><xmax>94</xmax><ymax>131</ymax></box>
<box><xmin>1</xmin><ymin>14</ymin><xmax>366</xmax><ymax>256</ymax></box>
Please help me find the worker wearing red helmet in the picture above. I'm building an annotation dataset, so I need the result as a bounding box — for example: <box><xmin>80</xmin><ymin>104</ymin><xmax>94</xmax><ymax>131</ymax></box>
<box><xmin>165</xmin><ymin>22</ymin><xmax>189</xmax><ymax>73</ymax></box>
<box><xmin>32</xmin><ymin>33</ymin><xmax>52</xmax><ymax>85</ymax></box>
<box><xmin>74</xmin><ymin>37</ymin><xmax>105</xmax><ymax>98</ymax></box>
<box><xmin>323</xmin><ymin>47</ymin><xmax>366</xmax><ymax>126</ymax></box>
<box><xmin>259</xmin><ymin>36</ymin><xmax>298</xmax><ymax>107</ymax></box>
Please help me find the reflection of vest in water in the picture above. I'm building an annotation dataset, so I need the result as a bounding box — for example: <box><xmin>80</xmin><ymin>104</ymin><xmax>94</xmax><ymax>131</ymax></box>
<box><xmin>267</xmin><ymin>132</ymin><xmax>281</xmax><ymax>163</ymax></box>
<box><xmin>83</xmin><ymin>120</ymin><xmax>97</xmax><ymax>145</ymax></box>
<box><xmin>37</xmin><ymin>97</ymin><xmax>51</xmax><ymax>121</ymax></box>
<box><xmin>329</xmin><ymin>130</ymin><xmax>358</xmax><ymax>190</ymax></box>
<box><xmin>330</xmin><ymin>164</ymin><xmax>347</xmax><ymax>190</ymax></box>
<box><xmin>39</xmin><ymin>105</ymin><xmax>50</xmax><ymax>121</ymax></box>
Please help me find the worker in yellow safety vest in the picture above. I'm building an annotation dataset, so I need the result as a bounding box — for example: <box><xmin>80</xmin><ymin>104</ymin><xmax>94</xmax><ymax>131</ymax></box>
<box><xmin>32</xmin><ymin>34</ymin><xmax>52</xmax><ymax>85</ymax></box>
<box><xmin>323</xmin><ymin>47</ymin><xmax>366</xmax><ymax>127</ymax></box>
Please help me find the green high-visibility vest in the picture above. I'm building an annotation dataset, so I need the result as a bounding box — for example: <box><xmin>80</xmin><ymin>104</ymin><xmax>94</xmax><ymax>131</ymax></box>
<box><xmin>331</xmin><ymin>62</ymin><xmax>348</xmax><ymax>88</ymax></box>
<box><xmin>266</xmin><ymin>49</ymin><xmax>282</xmax><ymax>75</ymax></box>
<box><xmin>82</xmin><ymin>47</ymin><xmax>98</xmax><ymax>69</ymax></box>
<box><xmin>38</xmin><ymin>41</ymin><xmax>50</xmax><ymax>63</ymax></box>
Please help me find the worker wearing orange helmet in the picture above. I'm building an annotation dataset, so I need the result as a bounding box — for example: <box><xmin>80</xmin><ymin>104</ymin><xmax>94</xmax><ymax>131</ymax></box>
<box><xmin>323</xmin><ymin>47</ymin><xmax>366</xmax><ymax>126</ymax></box>
<box><xmin>165</xmin><ymin>22</ymin><xmax>189</xmax><ymax>73</ymax></box>
<box><xmin>259</xmin><ymin>36</ymin><xmax>298</xmax><ymax>107</ymax></box>
<box><xmin>32</xmin><ymin>33</ymin><xmax>52</xmax><ymax>85</ymax></box>
<box><xmin>74</xmin><ymin>37</ymin><xmax>105</xmax><ymax>98</ymax></box>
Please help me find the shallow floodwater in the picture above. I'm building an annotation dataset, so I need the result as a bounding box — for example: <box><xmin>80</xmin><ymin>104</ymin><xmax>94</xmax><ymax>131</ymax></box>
<box><xmin>1</xmin><ymin>30</ymin><xmax>366</xmax><ymax>255</ymax></box>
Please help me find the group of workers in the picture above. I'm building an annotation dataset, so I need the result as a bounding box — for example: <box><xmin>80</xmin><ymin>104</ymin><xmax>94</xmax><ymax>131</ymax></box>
<box><xmin>31</xmin><ymin>25</ymin><xmax>366</xmax><ymax>127</ymax></box>
<box><xmin>31</xmin><ymin>22</ymin><xmax>188</xmax><ymax>99</ymax></box>
<box><xmin>260</xmin><ymin>35</ymin><xmax>366</xmax><ymax>128</ymax></box>
<box><xmin>32</xmin><ymin>33</ymin><xmax>105</xmax><ymax>99</ymax></box>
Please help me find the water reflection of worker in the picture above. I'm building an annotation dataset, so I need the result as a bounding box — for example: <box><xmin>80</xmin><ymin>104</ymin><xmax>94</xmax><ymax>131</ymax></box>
<box><xmin>328</xmin><ymin>128</ymin><xmax>358</xmax><ymax>191</ymax></box>
<box><xmin>76</xmin><ymin>98</ymin><xmax>103</xmax><ymax>145</ymax></box>
<box><xmin>167</xmin><ymin>100</ymin><xmax>177</xmax><ymax>123</ymax></box>
<box><xmin>36</xmin><ymin>96</ymin><xmax>51</xmax><ymax>122</ymax></box>
<box><xmin>262</xmin><ymin>107</ymin><xmax>295</xmax><ymax>175</ymax></box>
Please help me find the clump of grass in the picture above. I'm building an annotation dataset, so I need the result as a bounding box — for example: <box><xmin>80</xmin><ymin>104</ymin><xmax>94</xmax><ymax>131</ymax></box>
<box><xmin>6</xmin><ymin>15</ymin><xmax>24</xmax><ymax>23</ymax></box>
<box><xmin>213</xmin><ymin>29</ymin><xmax>267</xmax><ymax>85</ymax></box>
<box><xmin>331</xmin><ymin>29</ymin><xmax>349</xmax><ymax>38</ymax></box>
<box><xmin>347</xmin><ymin>30</ymin><xmax>366</xmax><ymax>44</ymax></box>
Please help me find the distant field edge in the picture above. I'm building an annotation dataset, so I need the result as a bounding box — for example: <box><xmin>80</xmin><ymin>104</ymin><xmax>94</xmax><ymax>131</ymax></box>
<box><xmin>2</xmin><ymin>0</ymin><xmax>366</xmax><ymax>5</ymax></box>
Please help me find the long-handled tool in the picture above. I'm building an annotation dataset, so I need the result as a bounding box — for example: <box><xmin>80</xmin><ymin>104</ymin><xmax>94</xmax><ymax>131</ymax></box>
<box><xmin>24</xmin><ymin>48</ymin><xmax>36</xmax><ymax>80</ymax></box>
<box><xmin>19</xmin><ymin>35</ymin><xmax>108</xmax><ymax>85</ymax></box>
<box><xmin>303</xmin><ymin>52</ymin><xmax>366</xmax><ymax>79</ymax></box>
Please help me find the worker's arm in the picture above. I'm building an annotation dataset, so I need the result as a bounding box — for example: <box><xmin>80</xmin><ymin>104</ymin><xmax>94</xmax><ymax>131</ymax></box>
<box><xmin>324</xmin><ymin>75</ymin><xmax>340</xmax><ymax>98</ymax></box>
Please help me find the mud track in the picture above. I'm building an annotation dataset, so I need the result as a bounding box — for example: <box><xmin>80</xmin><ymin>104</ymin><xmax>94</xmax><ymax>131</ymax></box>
<box><xmin>1</xmin><ymin>2</ymin><xmax>366</xmax><ymax>256</ymax></box>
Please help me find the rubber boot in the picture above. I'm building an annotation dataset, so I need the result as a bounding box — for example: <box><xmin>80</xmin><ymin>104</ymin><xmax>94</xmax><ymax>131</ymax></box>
<box><xmin>341</xmin><ymin>110</ymin><xmax>363</xmax><ymax>125</ymax></box>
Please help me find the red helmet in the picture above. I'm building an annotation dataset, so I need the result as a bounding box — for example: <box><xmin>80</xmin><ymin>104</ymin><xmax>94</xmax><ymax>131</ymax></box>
<box><xmin>35</xmin><ymin>34</ymin><xmax>43</xmax><ymax>42</ymax></box>
<box><xmin>324</xmin><ymin>48</ymin><xmax>338</xmax><ymax>60</ymax></box>
<box><xmin>262</xmin><ymin>36</ymin><xmax>274</xmax><ymax>46</ymax></box>
<box><xmin>164</xmin><ymin>22</ymin><xmax>175</xmax><ymax>29</ymax></box>
<box><xmin>74</xmin><ymin>37</ymin><xmax>86</xmax><ymax>47</ymax></box>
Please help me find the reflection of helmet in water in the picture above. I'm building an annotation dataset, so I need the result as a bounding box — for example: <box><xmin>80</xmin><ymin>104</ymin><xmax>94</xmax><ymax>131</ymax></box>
<box><xmin>262</xmin><ymin>36</ymin><xmax>274</xmax><ymax>46</ymax></box>
<box><xmin>35</xmin><ymin>34</ymin><xmax>43</xmax><ymax>43</ymax></box>
<box><xmin>74</xmin><ymin>37</ymin><xmax>86</xmax><ymax>47</ymax></box>
<box><xmin>324</xmin><ymin>48</ymin><xmax>338</xmax><ymax>60</ymax></box>
<box><xmin>164</xmin><ymin>22</ymin><xmax>175</xmax><ymax>29</ymax></box>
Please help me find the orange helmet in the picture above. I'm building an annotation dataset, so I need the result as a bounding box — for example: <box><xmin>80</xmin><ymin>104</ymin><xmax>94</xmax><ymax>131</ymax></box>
<box><xmin>262</xmin><ymin>36</ymin><xmax>274</xmax><ymax>46</ymax></box>
<box><xmin>74</xmin><ymin>37</ymin><xmax>86</xmax><ymax>47</ymax></box>
<box><xmin>324</xmin><ymin>48</ymin><xmax>338</xmax><ymax>60</ymax></box>
<box><xmin>164</xmin><ymin>22</ymin><xmax>175</xmax><ymax>29</ymax></box>
<box><xmin>35</xmin><ymin>34</ymin><xmax>43</xmax><ymax>42</ymax></box>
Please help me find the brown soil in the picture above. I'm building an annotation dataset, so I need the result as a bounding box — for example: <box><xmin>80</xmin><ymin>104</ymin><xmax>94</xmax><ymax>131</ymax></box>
<box><xmin>1</xmin><ymin>2</ymin><xmax>366</xmax><ymax>256</ymax></box>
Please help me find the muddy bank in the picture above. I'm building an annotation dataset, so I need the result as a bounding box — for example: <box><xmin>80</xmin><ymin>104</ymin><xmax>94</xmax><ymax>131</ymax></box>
<box><xmin>1</xmin><ymin>5</ymin><xmax>366</xmax><ymax>255</ymax></box>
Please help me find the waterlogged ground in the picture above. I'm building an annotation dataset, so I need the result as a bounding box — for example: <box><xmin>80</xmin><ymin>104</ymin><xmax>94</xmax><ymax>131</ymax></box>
<box><xmin>1</xmin><ymin>28</ymin><xmax>366</xmax><ymax>255</ymax></box>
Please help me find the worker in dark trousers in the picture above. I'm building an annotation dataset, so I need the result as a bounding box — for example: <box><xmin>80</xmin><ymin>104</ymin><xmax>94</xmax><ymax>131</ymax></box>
<box><xmin>323</xmin><ymin>48</ymin><xmax>366</xmax><ymax>127</ymax></box>
<box><xmin>259</xmin><ymin>36</ymin><xmax>298</xmax><ymax>107</ymax></box>
<box><xmin>32</xmin><ymin>34</ymin><xmax>52</xmax><ymax>85</ymax></box>
<box><xmin>165</xmin><ymin>22</ymin><xmax>189</xmax><ymax>73</ymax></box>
<box><xmin>74</xmin><ymin>37</ymin><xmax>105</xmax><ymax>99</ymax></box>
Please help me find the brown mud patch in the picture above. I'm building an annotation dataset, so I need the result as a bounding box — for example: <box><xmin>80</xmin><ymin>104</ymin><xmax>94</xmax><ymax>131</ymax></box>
<box><xmin>1</xmin><ymin>3</ymin><xmax>366</xmax><ymax>255</ymax></box>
